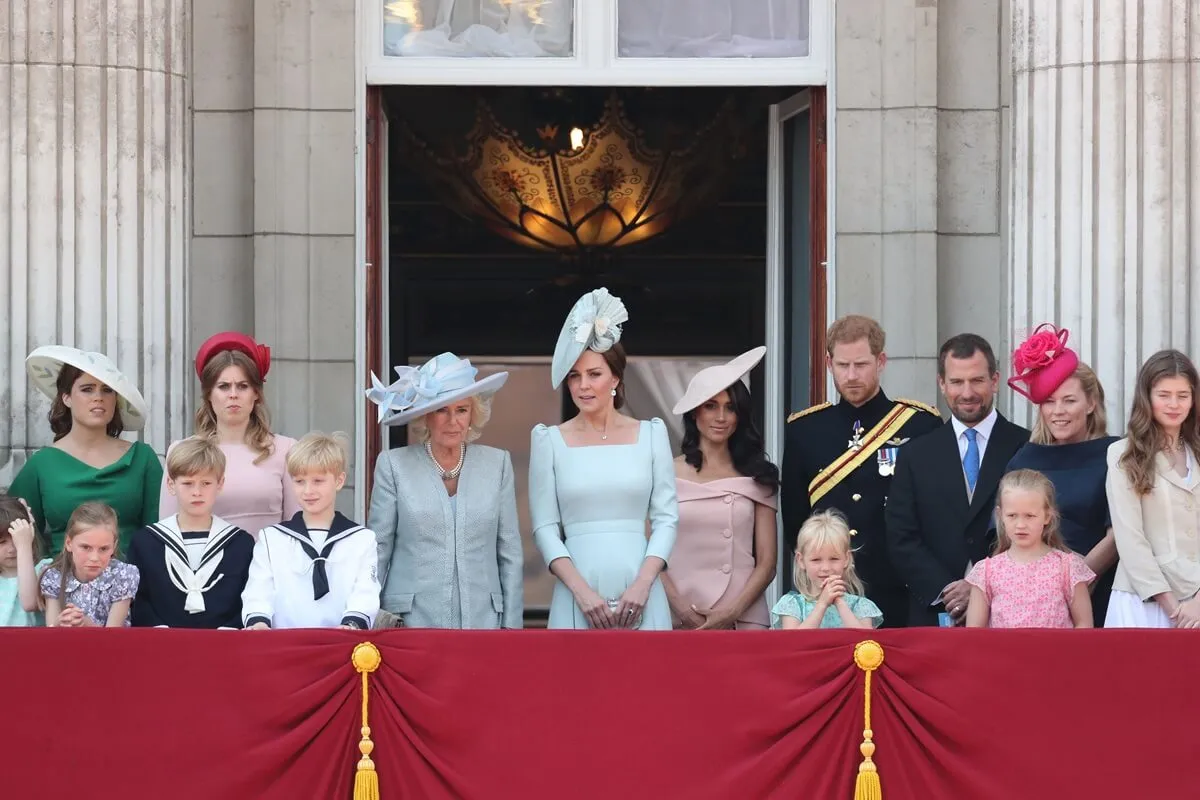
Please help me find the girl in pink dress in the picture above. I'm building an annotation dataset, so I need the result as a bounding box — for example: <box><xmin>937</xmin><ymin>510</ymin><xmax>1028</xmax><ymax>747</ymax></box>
<box><xmin>965</xmin><ymin>469</ymin><xmax>1095</xmax><ymax>629</ymax></box>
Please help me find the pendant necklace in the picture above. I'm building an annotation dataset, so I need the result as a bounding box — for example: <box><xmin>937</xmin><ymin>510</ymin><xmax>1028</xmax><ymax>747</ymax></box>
<box><xmin>587</xmin><ymin>419</ymin><xmax>609</xmax><ymax>441</ymax></box>
<box><xmin>426</xmin><ymin>441</ymin><xmax>466</xmax><ymax>480</ymax></box>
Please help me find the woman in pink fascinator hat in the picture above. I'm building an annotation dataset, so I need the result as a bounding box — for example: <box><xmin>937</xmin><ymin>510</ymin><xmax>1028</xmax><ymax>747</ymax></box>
<box><xmin>1003</xmin><ymin>323</ymin><xmax>1119</xmax><ymax>624</ymax></box>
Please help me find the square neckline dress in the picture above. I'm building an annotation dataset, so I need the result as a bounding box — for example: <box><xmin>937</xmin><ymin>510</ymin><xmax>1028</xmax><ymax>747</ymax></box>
<box><xmin>529</xmin><ymin>419</ymin><xmax>679</xmax><ymax>630</ymax></box>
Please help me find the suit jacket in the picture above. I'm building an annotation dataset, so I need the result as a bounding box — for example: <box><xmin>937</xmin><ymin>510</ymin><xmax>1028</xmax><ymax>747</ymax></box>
<box><xmin>885</xmin><ymin>412</ymin><xmax>1030</xmax><ymax>626</ymax></box>
<box><xmin>368</xmin><ymin>444</ymin><xmax>524</xmax><ymax>629</ymax></box>
<box><xmin>1106</xmin><ymin>438</ymin><xmax>1200</xmax><ymax>602</ymax></box>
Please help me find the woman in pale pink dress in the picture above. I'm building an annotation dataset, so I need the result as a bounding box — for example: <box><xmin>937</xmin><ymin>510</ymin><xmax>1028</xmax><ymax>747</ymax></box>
<box><xmin>159</xmin><ymin>332</ymin><xmax>300</xmax><ymax>537</ymax></box>
<box><xmin>663</xmin><ymin>347</ymin><xmax>778</xmax><ymax>630</ymax></box>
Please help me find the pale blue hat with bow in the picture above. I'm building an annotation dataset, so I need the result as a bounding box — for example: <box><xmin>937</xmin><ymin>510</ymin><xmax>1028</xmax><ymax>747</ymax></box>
<box><xmin>365</xmin><ymin>353</ymin><xmax>508</xmax><ymax>427</ymax></box>
<box><xmin>551</xmin><ymin>287</ymin><xmax>630</xmax><ymax>389</ymax></box>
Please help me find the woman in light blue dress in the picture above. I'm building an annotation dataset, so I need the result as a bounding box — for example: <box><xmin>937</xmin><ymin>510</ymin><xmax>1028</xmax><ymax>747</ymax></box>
<box><xmin>530</xmin><ymin>288</ymin><xmax>678</xmax><ymax>630</ymax></box>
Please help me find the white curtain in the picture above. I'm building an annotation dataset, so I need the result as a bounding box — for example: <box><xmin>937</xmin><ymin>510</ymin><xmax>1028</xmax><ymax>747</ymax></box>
<box><xmin>617</xmin><ymin>0</ymin><xmax>809</xmax><ymax>58</ymax></box>
<box><xmin>383</xmin><ymin>0</ymin><xmax>574</xmax><ymax>57</ymax></box>
<box><xmin>622</xmin><ymin>358</ymin><xmax>725</xmax><ymax>455</ymax></box>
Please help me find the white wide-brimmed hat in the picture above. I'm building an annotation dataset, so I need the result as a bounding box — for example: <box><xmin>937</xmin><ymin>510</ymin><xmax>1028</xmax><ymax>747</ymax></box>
<box><xmin>366</xmin><ymin>352</ymin><xmax>509</xmax><ymax>427</ymax></box>
<box><xmin>25</xmin><ymin>345</ymin><xmax>149</xmax><ymax>431</ymax></box>
<box><xmin>550</xmin><ymin>287</ymin><xmax>629</xmax><ymax>389</ymax></box>
<box><xmin>671</xmin><ymin>346</ymin><xmax>767</xmax><ymax>416</ymax></box>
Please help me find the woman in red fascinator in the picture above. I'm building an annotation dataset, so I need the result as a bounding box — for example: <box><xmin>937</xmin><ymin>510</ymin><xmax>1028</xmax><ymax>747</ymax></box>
<box><xmin>1003</xmin><ymin>324</ymin><xmax>1119</xmax><ymax>623</ymax></box>
<box><xmin>156</xmin><ymin>332</ymin><xmax>300</xmax><ymax>538</ymax></box>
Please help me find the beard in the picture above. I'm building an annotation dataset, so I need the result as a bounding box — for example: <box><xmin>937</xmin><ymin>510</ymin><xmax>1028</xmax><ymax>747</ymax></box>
<box><xmin>951</xmin><ymin>398</ymin><xmax>993</xmax><ymax>425</ymax></box>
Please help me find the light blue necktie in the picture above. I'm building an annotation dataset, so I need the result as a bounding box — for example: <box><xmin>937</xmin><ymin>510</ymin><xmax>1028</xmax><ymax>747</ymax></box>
<box><xmin>963</xmin><ymin>428</ymin><xmax>981</xmax><ymax>494</ymax></box>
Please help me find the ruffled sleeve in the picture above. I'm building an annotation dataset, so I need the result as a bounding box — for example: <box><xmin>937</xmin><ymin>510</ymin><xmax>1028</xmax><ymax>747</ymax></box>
<box><xmin>109</xmin><ymin>561</ymin><xmax>140</xmax><ymax>602</ymax></box>
<box><xmin>644</xmin><ymin>418</ymin><xmax>678</xmax><ymax>564</ymax></box>
<box><xmin>770</xmin><ymin>592</ymin><xmax>809</xmax><ymax>628</ymax></box>
<box><xmin>965</xmin><ymin>558</ymin><xmax>989</xmax><ymax>596</ymax></box>
<box><xmin>1065</xmin><ymin>551</ymin><xmax>1096</xmax><ymax>589</ymax></box>
<box><xmin>39</xmin><ymin>567</ymin><xmax>63</xmax><ymax>600</ymax></box>
<box><xmin>529</xmin><ymin>425</ymin><xmax>571</xmax><ymax>567</ymax></box>
<box><xmin>849</xmin><ymin>595</ymin><xmax>884</xmax><ymax>627</ymax></box>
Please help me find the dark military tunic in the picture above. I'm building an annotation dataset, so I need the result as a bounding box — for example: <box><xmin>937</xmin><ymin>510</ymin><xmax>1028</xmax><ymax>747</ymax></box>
<box><xmin>780</xmin><ymin>390</ymin><xmax>942</xmax><ymax>627</ymax></box>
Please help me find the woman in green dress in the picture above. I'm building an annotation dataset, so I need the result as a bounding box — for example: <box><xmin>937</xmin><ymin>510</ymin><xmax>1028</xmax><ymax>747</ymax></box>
<box><xmin>9</xmin><ymin>346</ymin><xmax>161</xmax><ymax>553</ymax></box>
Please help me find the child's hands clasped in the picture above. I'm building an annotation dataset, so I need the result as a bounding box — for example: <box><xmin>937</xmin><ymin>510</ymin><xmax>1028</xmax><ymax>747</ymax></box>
<box><xmin>817</xmin><ymin>575</ymin><xmax>847</xmax><ymax>608</ymax></box>
<box><xmin>56</xmin><ymin>604</ymin><xmax>92</xmax><ymax>628</ymax></box>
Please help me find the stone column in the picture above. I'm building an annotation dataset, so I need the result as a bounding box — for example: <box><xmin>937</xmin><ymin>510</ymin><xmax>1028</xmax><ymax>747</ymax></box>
<box><xmin>251</xmin><ymin>0</ymin><xmax>358</xmax><ymax>507</ymax></box>
<box><xmin>834</xmin><ymin>0</ymin><xmax>942</xmax><ymax>404</ymax></box>
<box><xmin>1008</xmin><ymin>0</ymin><xmax>1200</xmax><ymax>427</ymax></box>
<box><xmin>0</xmin><ymin>0</ymin><xmax>189</xmax><ymax>483</ymax></box>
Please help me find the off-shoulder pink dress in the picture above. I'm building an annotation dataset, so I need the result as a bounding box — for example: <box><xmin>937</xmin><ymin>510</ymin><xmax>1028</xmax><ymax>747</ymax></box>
<box><xmin>671</xmin><ymin>476</ymin><xmax>775</xmax><ymax>629</ymax></box>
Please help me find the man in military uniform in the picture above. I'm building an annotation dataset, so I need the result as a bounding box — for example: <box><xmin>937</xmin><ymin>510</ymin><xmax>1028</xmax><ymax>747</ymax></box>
<box><xmin>781</xmin><ymin>315</ymin><xmax>942</xmax><ymax>628</ymax></box>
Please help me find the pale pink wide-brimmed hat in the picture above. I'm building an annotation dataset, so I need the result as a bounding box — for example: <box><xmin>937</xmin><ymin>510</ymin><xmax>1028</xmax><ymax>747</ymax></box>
<box><xmin>672</xmin><ymin>346</ymin><xmax>766</xmax><ymax>416</ymax></box>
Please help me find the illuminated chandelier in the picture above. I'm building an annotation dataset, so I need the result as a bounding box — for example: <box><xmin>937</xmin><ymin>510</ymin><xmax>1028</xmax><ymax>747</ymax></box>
<box><xmin>393</xmin><ymin>89</ymin><xmax>756</xmax><ymax>254</ymax></box>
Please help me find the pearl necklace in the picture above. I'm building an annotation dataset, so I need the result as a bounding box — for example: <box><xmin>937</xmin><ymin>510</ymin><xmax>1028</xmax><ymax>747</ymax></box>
<box><xmin>426</xmin><ymin>441</ymin><xmax>466</xmax><ymax>480</ymax></box>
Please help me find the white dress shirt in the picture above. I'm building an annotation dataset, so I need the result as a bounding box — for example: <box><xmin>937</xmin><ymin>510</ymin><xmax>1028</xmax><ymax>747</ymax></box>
<box><xmin>951</xmin><ymin>407</ymin><xmax>998</xmax><ymax>465</ymax></box>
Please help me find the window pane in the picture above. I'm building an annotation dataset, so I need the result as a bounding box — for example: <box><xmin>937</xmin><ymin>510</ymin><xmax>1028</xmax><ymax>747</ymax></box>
<box><xmin>617</xmin><ymin>0</ymin><xmax>809</xmax><ymax>58</ymax></box>
<box><xmin>383</xmin><ymin>0</ymin><xmax>574</xmax><ymax>57</ymax></box>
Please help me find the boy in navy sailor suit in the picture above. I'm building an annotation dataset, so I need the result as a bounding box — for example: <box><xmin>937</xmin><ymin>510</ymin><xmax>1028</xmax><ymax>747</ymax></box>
<box><xmin>242</xmin><ymin>432</ymin><xmax>380</xmax><ymax>630</ymax></box>
<box><xmin>128</xmin><ymin>437</ymin><xmax>254</xmax><ymax>628</ymax></box>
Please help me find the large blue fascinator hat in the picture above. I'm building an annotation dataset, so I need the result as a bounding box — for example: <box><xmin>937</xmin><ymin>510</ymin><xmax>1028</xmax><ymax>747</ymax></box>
<box><xmin>550</xmin><ymin>287</ymin><xmax>630</xmax><ymax>389</ymax></box>
<box><xmin>365</xmin><ymin>353</ymin><xmax>508</xmax><ymax>426</ymax></box>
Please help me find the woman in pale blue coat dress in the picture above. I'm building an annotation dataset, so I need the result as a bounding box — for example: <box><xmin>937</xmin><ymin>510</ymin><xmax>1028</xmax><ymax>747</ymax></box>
<box><xmin>530</xmin><ymin>288</ymin><xmax>678</xmax><ymax>630</ymax></box>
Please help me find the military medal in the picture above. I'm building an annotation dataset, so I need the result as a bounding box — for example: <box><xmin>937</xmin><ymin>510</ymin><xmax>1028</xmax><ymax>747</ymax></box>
<box><xmin>877</xmin><ymin>447</ymin><xmax>897</xmax><ymax>476</ymax></box>
<box><xmin>848</xmin><ymin>420</ymin><xmax>865</xmax><ymax>451</ymax></box>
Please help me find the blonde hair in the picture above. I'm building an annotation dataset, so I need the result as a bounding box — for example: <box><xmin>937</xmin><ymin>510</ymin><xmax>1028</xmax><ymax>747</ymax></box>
<box><xmin>1030</xmin><ymin>362</ymin><xmax>1109</xmax><ymax>445</ymax></box>
<box><xmin>166</xmin><ymin>436</ymin><xmax>227</xmax><ymax>480</ymax></box>
<box><xmin>993</xmin><ymin>469</ymin><xmax>1069</xmax><ymax>554</ymax></box>
<box><xmin>195</xmin><ymin>350</ymin><xmax>275</xmax><ymax>464</ymax></box>
<box><xmin>49</xmin><ymin>502</ymin><xmax>119</xmax><ymax>598</ymax></box>
<box><xmin>286</xmin><ymin>432</ymin><xmax>349</xmax><ymax>476</ymax></box>
<box><xmin>826</xmin><ymin>315</ymin><xmax>886</xmax><ymax>357</ymax></box>
<box><xmin>407</xmin><ymin>394</ymin><xmax>492</xmax><ymax>444</ymax></box>
<box><xmin>792</xmin><ymin>510</ymin><xmax>865</xmax><ymax>600</ymax></box>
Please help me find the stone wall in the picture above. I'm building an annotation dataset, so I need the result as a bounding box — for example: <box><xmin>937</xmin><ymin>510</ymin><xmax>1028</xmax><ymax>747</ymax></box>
<box><xmin>1</xmin><ymin>0</ymin><xmax>190</xmax><ymax>483</ymax></box>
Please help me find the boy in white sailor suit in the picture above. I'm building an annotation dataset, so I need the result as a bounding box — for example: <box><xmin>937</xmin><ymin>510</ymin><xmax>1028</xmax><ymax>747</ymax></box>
<box><xmin>242</xmin><ymin>433</ymin><xmax>380</xmax><ymax>630</ymax></box>
<box><xmin>127</xmin><ymin>437</ymin><xmax>255</xmax><ymax>628</ymax></box>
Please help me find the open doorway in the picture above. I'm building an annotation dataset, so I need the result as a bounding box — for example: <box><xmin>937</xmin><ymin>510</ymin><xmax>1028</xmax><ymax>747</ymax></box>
<box><xmin>364</xmin><ymin>85</ymin><xmax>823</xmax><ymax>624</ymax></box>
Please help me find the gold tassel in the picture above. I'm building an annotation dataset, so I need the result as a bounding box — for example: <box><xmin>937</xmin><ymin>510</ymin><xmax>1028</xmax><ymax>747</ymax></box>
<box><xmin>852</xmin><ymin>640</ymin><xmax>885</xmax><ymax>800</ymax></box>
<box><xmin>352</xmin><ymin>642</ymin><xmax>383</xmax><ymax>800</ymax></box>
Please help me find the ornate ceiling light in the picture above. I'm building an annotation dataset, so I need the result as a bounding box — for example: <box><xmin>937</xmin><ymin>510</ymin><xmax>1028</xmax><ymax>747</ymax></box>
<box><xmin>392</xmin><ymin>89</ymin><xmax>759</xmax><ymax>254</ymax></box>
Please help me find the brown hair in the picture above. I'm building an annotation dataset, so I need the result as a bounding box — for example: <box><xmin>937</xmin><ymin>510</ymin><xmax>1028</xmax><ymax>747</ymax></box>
<box><xmin>993</xmin><ymin>470</ymin><xmax>1069</xmax><ymax>554</ymax></box>
<box><xmin>1119</xmin><ymin>349</ymin><xmax>1200</xmax><ymax>495</ymax></box>
<box><xmin>826</xmin><ymin>315</ymin><xmax>886</xmax><ymax>357</ymax></box>
<box><xmin>603</xmin><ymin>342</ymin><xmax>628</xmax><ymax>410</ymax></box>
<box><xmin>938</xmin><ymin>333</ymin><xmax>998</xmax><ymax>377</ymax></box>
<box><xmin>0</xmin><ymin>495</ymin><xmax>40</xmax><ymax>561</ymax></box>
<box><xmin>48</xmin><ymin>364</ymin><xmax>125</xmax><ymax>441</ymax></box>
<box><xmin>408</xmin><ymin>394</ymin><xmax>493</xmax><ymax>444</ymax></box>
<box><xmin>48</xmin><ymin>502</ymin><xmax>119</xmax><ymax>599</ymax></box>
<box><xmin>1030</xmin><ymin>362</ymin><xmax>1109</xmax><ymax>445</ymax></box>
<box><xmin>195</xmin><ymin>350</ymin><xmax>275</xmax><ymax>464</ymax></box>
<box><xmin>166</xmin><ymin>436</ymin><xmax>227</xmax><ymax>481</ymax></box>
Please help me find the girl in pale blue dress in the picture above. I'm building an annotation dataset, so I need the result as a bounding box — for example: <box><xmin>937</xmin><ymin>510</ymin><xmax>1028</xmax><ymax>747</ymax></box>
<box><xmin>772</xmin><ymin>510</ymin><xmax>882</xmax><ymax>629</ymax></box>
<box><xmin>530</xmin><ymin>288</ymin><xmax>678</xmax><ymax>630</ymax></box>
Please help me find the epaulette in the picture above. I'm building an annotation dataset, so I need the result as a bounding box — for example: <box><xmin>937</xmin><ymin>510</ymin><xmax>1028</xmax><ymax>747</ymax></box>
<box><xmin>897</xmin><ymin>397</ymin><xmax>941</xmax><ymax>417</ymax></box>
<box><xmin>787</xmin><ymin>402</ymin><xmax>832</xmax><ymax>423</ymax></box>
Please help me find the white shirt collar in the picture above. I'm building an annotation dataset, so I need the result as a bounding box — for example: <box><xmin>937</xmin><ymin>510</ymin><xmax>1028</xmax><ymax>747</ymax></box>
<box><xmin>951</xmin><ymin>407</ymin><xmax>998</xmax><ymax>442</ymax></box>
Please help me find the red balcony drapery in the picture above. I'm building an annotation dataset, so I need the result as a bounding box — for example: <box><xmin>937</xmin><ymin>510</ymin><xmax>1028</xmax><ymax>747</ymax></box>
<box><xmin>3</xmin><ymin>628</ymin><xmax>1191</xmax><ymax>799</ymax></box>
